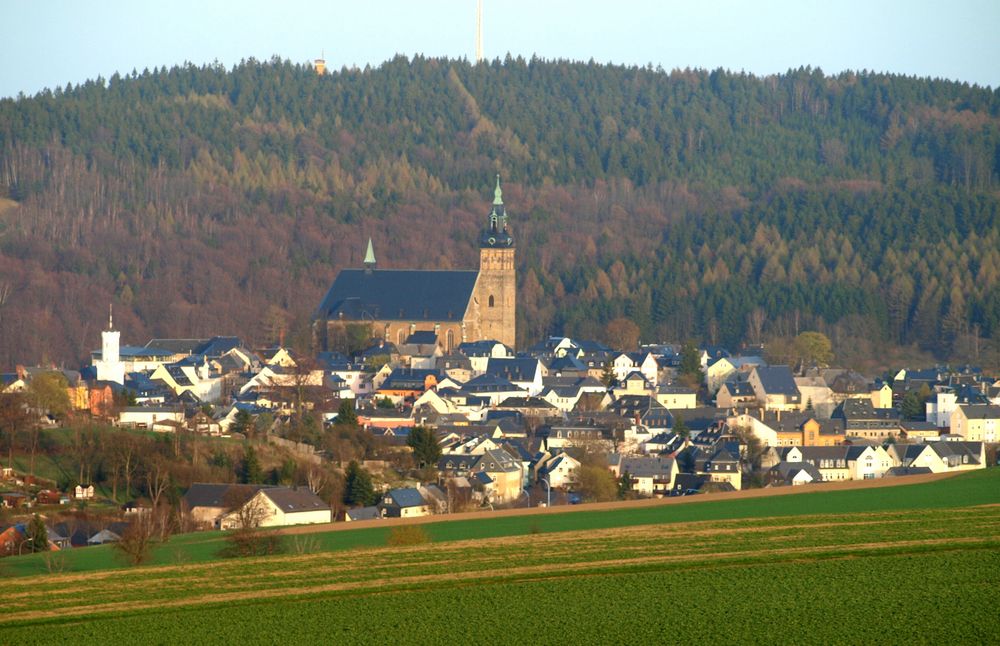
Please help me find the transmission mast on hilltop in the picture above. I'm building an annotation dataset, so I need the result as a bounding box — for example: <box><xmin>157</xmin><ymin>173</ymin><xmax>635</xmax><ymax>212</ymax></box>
<box><xmin>475</xmin><ymin>0</ymin><xmax>484</xmax><ymax>63</ymax></box>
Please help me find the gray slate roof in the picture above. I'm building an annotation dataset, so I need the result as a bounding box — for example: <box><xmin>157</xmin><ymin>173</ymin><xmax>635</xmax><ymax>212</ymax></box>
<box><xmin>183</xmin><ymin>483</ymin><xmax>267</xmax><ymax>508</ymax></box>
<box><xmin>404</xmin><ymin>330</ymin><xmax>439</xmax><ymax>345</ymax></box>
<box><xmin>486</xmin><ymin>357</ymin><xmax>541</xmax><ymax>383</ymax></box>
<box><xmin>261</xmin><ymin>488</ymin><xmax>329</xmax><ymax>514</ymax></box>
<box><xmin>770</xmin><ymin>461</ymin><xmax>822</xmax><ymax>482</ymax></box>
<box><xmin>754</xmin><ymin>366</ymin><xmax>801</xmax><ymax>398</ymax></box>
<box><xmin>316</xmin><ymin>269</ymin><xmax>478</xmax><ymax>321</ymax></box>
<box><xmin>345</xmin><ymin>506</ymin><xmax>381</xmax><ymax>521</ymax></box>
<box><xmin>384</xmin><ymin>487</ymin><xmax>426</xmax><ymax>508</ymax></box>
<box><xmin>618</xmin><ymin>455</ymin><xmax>676</xmax><ymax>478</ymax></box>
<box><xmin>958</xmin><ymin>404</ymin><xmax>1000</xmax><ymax>419</ymax></box>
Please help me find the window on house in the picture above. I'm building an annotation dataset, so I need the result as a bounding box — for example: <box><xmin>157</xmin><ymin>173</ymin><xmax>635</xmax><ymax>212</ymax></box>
<box><xmin>488</xmin><ymin>295</ymin><xmax>495</xmax><ymax>308</ymax></box>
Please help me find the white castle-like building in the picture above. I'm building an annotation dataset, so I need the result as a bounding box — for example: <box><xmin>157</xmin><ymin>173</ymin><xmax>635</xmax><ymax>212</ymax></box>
<box><xmin>93</xmin><ymin>306</ymin><xmax>125</xmax><ymax>384</ymax></box>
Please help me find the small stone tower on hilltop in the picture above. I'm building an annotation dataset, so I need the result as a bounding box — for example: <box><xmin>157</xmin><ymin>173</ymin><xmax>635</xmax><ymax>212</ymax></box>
<box><xmin>475</xmin><ymin>175</ymin><xmax>516</xmax><ymax>348</ymax></box>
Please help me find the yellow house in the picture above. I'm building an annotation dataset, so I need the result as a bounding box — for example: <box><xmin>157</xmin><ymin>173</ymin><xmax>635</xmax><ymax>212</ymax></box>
<box><xmin>870</xmin><ymin>382</ymin><xmax>894</xmax><ymax>409</ymax></box>
<box><xmin>949</xmin><ymin>404</ymin><xmax>1000</xmax><ymax>442</ymax></box>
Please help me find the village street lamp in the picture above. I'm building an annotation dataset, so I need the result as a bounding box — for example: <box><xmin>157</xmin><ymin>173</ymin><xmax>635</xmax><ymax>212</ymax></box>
<box><xmin>540</xmin><ymin>477</ymin><xmax>552</xmax><ymax>508</ymax></box>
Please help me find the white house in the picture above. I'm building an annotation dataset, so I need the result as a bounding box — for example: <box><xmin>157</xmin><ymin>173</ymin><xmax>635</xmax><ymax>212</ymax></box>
<box><xmin>540</xmin><ymin>453</ymin><xmax>581</xmax><ymax>489</ymax></box>
<box><xmin>608</xmin><ymin>454</ymin><xmax>678</xmax><ymax>496</ymax></box>
<box><xmin>459</xmin><ymin>340</ymin><xmax>514</xmax><ymax>375</ymax></box>
<box><xmin>847</xmin><ymin>445</ymin><xmax>894</xmax><ymax>480</ymax></box>
<box><xmin>149</xmin><ymin>358</ymin><xmax>223</xmax><ymax>402</ymax></box>
<box><xmin>610</xmin><ymin>353</ymin><xmax>638</xmax><ymax>383</ymax></box>
<box><xmin>119</xmin><ymin>406</ymin><xmax>184</xmax><ymax>429</ymax></box>
<box><xmin>219</xmin><ymin>487</ymin><xmax>331</xmax><ymax>529</ymax></box>
<box><xmin>655</xmin><ymin>385</ymin><xmax>697</xmax><ymax>409</ymax></box>
<box><xmin>889</xmin><ymin>441</ymin><xmax>985</xmax><ymax>473</ymax></box>
<box><xmin>540</xmin><ymin>376</ymin><xmax>608</xmax><ymax>412</ymax></box>
<box><xmin>705</xmin><ymin>356</ymin><xmax>766</xmax><ymax>394</ymax></box>
<box><xmin>926</xmin><ymin>391</ymin><xmax>958</xmax><ymax>428</ymax></box>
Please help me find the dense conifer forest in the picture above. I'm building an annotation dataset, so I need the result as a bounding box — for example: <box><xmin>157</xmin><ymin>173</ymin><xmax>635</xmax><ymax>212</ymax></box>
<box><xmin>1</xmin><ymin>56</ymin><xmax>998</xmax><ymax>366</ymax></box>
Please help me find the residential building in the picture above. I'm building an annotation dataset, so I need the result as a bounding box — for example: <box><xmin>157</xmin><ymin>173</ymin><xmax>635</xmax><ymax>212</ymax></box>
<box><xmin>949</xmin><ymin>404</ymin><xmax>1000</xmax><ymax>442</ymax></box>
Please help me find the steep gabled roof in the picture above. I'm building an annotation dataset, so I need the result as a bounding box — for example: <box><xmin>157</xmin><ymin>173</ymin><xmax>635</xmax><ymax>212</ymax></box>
<box><xmin>486</xmin><ymin>357</ymin><xmax>541</xmax><ymax>383</ymax></box>
<box><xmin>345</xmin><ymin>506</ymin><xmax>381</xmax><ymax>521</ymax></box>
<box><xmin>183</xmin><ymin>483</ymin><xmax>268</xmax><ymax>509</ymax></box>
<box><xmin>957</xmin><ymin>404</ymin><xmax>1000</xmax><ymax>419</ymax></box>
<box><xmin>384</xmin><ymin>487</ymin><xmax>426</xmax><ymax>508</ymax></box>
<box><xmin>261</xmin><ymin>488</ymin><xmax>329</xmax><ymax>514</ymax></box>
<box><xmin>619</xmin><ymin>455</ymin><xmax>676</xmax><ymax>478</ymax></box>
<box><xmin>380</xmin><ymin>368</ymin><xmax>442</xmax><ymax>391</ymax></box>
<box><xmin>720</xmin><ymin>381</ymin><xmax>755</xmax><ymax>397</ymax></box>
<box><xmin>316</xmin><ymin>269</ymin><xmax>479</xmax><ymax>322</ymax></box>
<box><xmin>195</xmin><ymin>336</ymin><xmax>244</xmax><ymax>358</ymax></box>
<box><xmin>464</xmin><ymin>373</ymin><xmax>523</xmax><ymax>393</ymax></box>
<box><xmin>753</xmin><ymin>366</ymin><xmax>800</xmax><ymax>397</ymax></box>
<box><xmin>770</xmin><ymin>461</ymin><xmax>822</xmax><ymax>481</ymax></box>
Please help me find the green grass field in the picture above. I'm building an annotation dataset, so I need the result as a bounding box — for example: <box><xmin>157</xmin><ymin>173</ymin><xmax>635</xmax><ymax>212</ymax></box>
<box><xmin>2</xmin><ymin>499</ymin><xmax>998</xmax><ymax>643</ymax></box>
<box><xmin>5</xmin><ymin>468</ymin><xmax>1000</xmax><ymax>580</ymax></box>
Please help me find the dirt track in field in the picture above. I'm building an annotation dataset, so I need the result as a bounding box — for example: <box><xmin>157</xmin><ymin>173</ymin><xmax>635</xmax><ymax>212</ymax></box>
<box><xmin>279</xmin><ymin>470</ymin><xmax>959</xmax><ymax>535</ymax></box>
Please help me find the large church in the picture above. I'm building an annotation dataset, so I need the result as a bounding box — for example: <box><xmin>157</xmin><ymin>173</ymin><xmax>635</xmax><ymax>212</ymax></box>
<box><xmin>315</xmin><ymin>177</ymin><xmax>516</xmax><ymax>352</ymax></box>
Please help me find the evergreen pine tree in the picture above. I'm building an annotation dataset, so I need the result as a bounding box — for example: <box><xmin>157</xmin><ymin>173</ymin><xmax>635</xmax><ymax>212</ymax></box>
<box><xmin>28</xmin><ymin>513</ymin><xmax>49</xmax><ymax>553</ymax></box>
<box><xmin>601</xmin><ymin>361</ymin><xmax>616</xmax><ymax>387</ymax></box>
<box><xmin>407</xmin><ymin>426</ymin><xmax>441</xmax><ymax>468</ymax></box>
<box><xmin>344</xmin><ymin>461</ymin><xmax>377</xmax><ymax>507</ymax></box>
<box><xmin>240</xmin><ymin>445</ymin><xmax>263</xmax><ymax>484</ymax></box>
<box><xmin>336</xmin><ymin>400</ymin><xmax>359</xmax><ymax>427</ymax></box>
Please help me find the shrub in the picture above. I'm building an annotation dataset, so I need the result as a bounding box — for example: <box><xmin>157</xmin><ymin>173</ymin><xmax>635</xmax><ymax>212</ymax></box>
<box><xmin>220</xmin><ymin>528</ymin><xmax>285</xmax><ymax>558</ymax></box>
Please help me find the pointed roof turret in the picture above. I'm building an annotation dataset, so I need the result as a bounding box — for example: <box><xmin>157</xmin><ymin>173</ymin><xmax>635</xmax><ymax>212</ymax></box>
<box><xmin>364</xmin><ymin>237</ymin><xmax>377</xmax><ymax>271</ymax></box>
<box><xmin>481</xmin><ymin>175</ymin><xmax>514</xmax><ymax>249</ymax></box>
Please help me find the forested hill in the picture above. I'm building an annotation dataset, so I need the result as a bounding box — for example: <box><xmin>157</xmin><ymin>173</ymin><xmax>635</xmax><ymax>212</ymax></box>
<box><xmin>1</xmin><ymin>56</ymin><xmax>999</xmax><ymax>366</ymax></box>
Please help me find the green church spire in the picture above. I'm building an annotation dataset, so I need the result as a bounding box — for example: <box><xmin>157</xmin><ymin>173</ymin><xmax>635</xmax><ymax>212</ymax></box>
<box><xmin>363</xmin><ymin>237</ymin><xmax>376</xmax><ymax>268</ymax></box>
<box><xmin>493</xmin><ymin>174</ymin><xmax>503</xmax><ymax>205</ymax></box>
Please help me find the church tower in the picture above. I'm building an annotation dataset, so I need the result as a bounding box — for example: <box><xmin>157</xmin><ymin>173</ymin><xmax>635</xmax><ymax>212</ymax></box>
<box><xmin>95</xmin><ymin>304</ymin><xmax>125</xmax><ymax>384</ymax></box>
<box><xmin>476</xmin><ymin>175</ymin><xmax>516</xmax><ymax>348</ymax></box>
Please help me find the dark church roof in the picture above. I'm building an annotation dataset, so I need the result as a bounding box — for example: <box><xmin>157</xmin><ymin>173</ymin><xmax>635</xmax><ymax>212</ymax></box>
<box><xmin>315</xmin><ymin>269</ymin><xmax>479</xmax><ymax>322</ymax></box>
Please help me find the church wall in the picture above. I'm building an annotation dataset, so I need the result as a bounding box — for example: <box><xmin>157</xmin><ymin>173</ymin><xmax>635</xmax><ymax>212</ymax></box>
<box><xmin>324</xmin><ymin>320</ymin><xmax>470</xmax><ymax>353</ymax></box>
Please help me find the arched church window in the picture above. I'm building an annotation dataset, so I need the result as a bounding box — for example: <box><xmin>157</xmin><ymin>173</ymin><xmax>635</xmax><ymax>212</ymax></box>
<box><xmin>446</xmin><ymin>330</ymin><xmax>455</xmax><ymax>352</ymax></box>
<box><xmin>397</xmin><ymin>330</ymin><xmax>404</xmax><ymax>345</ymax></box>
<box><xmin>488</xmin><ymin>295</ymin><xmax>495</xmax><ymax>308</ymax></box>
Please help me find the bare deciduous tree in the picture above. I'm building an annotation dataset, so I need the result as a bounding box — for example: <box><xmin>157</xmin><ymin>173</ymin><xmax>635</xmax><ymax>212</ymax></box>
<box><xmin>114</xmin><ymin>514</ymin><xmax>156</xmax><ymax>566</ymax></box>
<box><xmin>220</xmin><ymin>486</ymin><xmax>283</xmax><ymax>558</ymax></box>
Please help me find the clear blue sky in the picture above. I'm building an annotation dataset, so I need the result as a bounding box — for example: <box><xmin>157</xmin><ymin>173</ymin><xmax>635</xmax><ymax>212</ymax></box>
<box><xmin>1</xmin><ymin>0</ymin><xmax>998</xmax><ymax>99</ymax></box>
